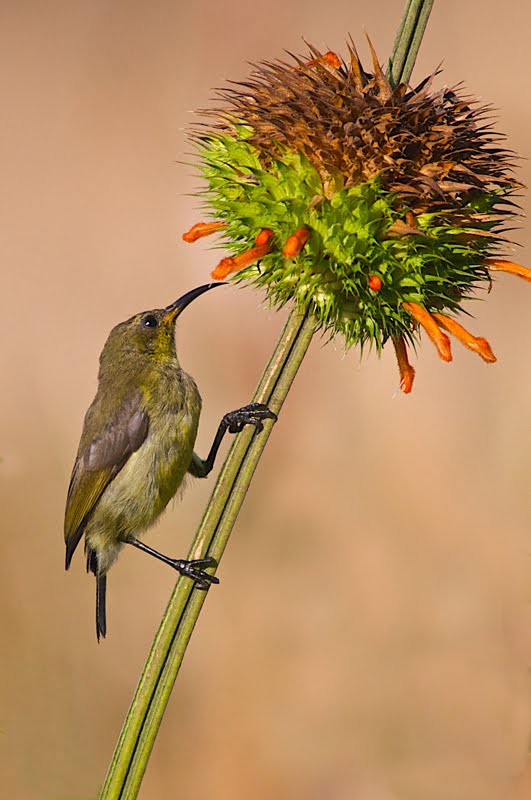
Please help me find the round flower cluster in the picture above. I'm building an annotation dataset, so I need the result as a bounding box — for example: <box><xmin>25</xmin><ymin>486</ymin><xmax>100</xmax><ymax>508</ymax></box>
<box><xmin>184</xmin><ymin>42</ymin><xmax>529</xmax><ymax>391</ymax></box>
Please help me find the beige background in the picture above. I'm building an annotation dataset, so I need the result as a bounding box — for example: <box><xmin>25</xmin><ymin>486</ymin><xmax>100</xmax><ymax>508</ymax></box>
<box><xmin>1</xmin><ymin>2</ymin><xmax>530</xmax><ymax>799</ymax></box>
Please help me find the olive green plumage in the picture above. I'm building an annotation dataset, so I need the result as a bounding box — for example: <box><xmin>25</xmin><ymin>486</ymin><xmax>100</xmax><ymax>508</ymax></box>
<box><xmin>64</xmin><ymin>286</ymin><xmax>216</xmax><ymax>640</ymax></box>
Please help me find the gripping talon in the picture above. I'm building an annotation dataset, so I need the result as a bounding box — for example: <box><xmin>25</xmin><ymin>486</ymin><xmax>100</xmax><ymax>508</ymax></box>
<box><xmin>173</xmin><ymin>557</ymin><xmax>219</xmax><ymax>588</ymax></box>
<box><xmin>193</xmin><ymin>403</ymin><xmax>278</xmax><ymax>481</ymax></box>
<box><xmin>223</xmin><ymin>403</ymin><xmax>277</xmax><ymax>435</ymax></box>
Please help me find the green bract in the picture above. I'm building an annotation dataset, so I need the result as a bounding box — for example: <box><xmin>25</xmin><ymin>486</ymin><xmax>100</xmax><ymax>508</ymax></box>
<box><xmin>190</xmin><ymin>44</ymin><xmax>519</xmax><ymax>360</ymax></box>
<box><xmin>199</xmin><ymin>132</ymin><xmax>499</xmax><ymax>351</ymax></box>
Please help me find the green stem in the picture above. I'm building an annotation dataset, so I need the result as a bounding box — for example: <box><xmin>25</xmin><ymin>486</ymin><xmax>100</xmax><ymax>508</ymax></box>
<box><xmin>388</xmin><ymin>0</ymin><xmax>434</xmax><ymax>86</ymax></box>
<box><xmin>121</xmin><ymin>309</ymin><xmax>315</xmax><ymax>798</ymax></box>
<box><xmin>98</xmin><ymin>307</ymin><xmax>315</xmax><ymax>799</ymax></box>
<box><xmin>98</xmin><ymin>2</ymin><xmax>435</xmax><ymax>797</ymax></box>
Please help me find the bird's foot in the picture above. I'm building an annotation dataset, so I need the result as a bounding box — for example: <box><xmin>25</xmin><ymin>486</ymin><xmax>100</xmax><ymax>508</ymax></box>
<box><xmin>172</xmin><ymin>556</ymin><xmax>219</xmax><ymax>589</ymax></box>
<box><xmin>224</xmin><ymin>402</ymin><xmax>277</xmax><ymax>434</ymax></box>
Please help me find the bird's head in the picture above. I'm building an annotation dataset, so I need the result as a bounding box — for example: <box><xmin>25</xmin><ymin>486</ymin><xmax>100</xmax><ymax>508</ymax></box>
<box><xmin>99</xmin><ymin>282</ymin><xmax>224</xmax><ymax>370</ymax></box>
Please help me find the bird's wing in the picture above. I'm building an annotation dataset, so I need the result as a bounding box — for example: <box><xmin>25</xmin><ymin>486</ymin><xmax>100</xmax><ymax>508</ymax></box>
<box><xmin>64</xmin><ymin>389</ymin><xmax>149</xmax><ymax>569</ymax></box>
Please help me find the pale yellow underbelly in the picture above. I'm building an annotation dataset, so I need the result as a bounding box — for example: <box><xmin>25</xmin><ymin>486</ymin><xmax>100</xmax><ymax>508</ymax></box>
<box><xmin>85</xmin><ymin>407</ymin><xmax>198</xmax><ymax>572</ymax></box>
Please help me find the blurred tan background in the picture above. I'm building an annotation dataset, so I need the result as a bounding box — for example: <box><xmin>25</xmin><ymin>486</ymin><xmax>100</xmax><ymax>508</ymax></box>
<box><xmin>1</xmin><ymin>1</ymin><xmax>530</xmax><ymax>799</ymax></box>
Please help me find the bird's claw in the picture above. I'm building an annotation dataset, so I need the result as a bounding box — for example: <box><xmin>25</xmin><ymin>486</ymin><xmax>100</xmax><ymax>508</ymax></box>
<box><xmin>225</xmin><ymin>402</ymin><xmax>277</xmax><ymax>435</ymax></box>
<box><xmin>173</xmin><ymin>556</ymin><xmax>219</xmax><ymax>589</ymax></box>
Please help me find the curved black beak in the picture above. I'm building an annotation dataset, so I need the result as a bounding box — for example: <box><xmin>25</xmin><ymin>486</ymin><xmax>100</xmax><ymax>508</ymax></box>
<box><xmin>163</xmin><ymin>282</ymin><xmax>226</xmax><ymax>322</ymax></box>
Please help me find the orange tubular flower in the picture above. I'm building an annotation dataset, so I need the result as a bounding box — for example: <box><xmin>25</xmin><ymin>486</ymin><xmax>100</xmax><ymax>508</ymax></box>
<box><xmin>485</xmin><ymin>259</ymin><xmax>531</xmax><ymax>283</ymax></box>
<box><xmin>211</xmin><ymin>243</ymin><xmax>272</xmax><ymax>280</ymax></box>
<box><xmin>432</xmin><ymin>313</ymin><xmax>496</xmax><ymax>363</ymax></box>
<box><xmin>182</xmin><ymin>221</ymin><xmax>226</xmax><ymax>243</ymax></box>
<box><xmin>255</xmin><ymin>228</ymin><xmax>274</xmax><ymax>246</ymax></box>
<box><xmin>402</xmin><ymin>302</ymin><xmax>452</xmax><ymax>362</ymax></box>
<box><xmin>368</xmin><ymin>275</ymin><xmax>382</xmax><ymax>291</ymax></box>
<box><xmin>393</xmin><ymin>336</ymin><xmax>416</xmax><ymax>394</ymax></box>
<box><xmin>283</xmin><ymin>227</ymin><xmax>311</xmax><ymax>258</ymax></box>
<box><xmin>306</xmin><ymin>50</ymin><xmax>342</xmax><ymax>69</ymax></box>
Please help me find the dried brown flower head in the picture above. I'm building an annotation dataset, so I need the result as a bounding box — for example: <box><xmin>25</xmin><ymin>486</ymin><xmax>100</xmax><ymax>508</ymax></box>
<box><xmin>184</xmin><ymin>41</ymin><xmax>530</xmax><ymax>391</ymax></box>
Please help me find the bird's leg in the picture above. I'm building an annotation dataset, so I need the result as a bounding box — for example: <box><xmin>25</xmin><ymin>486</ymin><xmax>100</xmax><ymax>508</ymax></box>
<box><xmin>125</xmin><ymin>405</ymin><xmax>276</xmax><ymax>587</ymax></box>
<box><xmin>188</xmin><ymin>402</ymin><xmax>277</xmax><ymax>478</ymax></box>
<box><xmin>126</xmin><ymin>538</ymin><xmax>219</xmax><ymax>589</ymax></box>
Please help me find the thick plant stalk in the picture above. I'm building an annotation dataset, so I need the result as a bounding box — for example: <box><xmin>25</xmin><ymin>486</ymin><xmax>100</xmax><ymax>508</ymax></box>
<box><xmin>99</xmin><ymin>308</ymin><xmax>315</xmax><ymax>799</ymax></box>
<box><xmin>98</xmin><ymin>2</ymin><xmax>435</xmax><ymax>798</ymax></box>
<box><xmin>388</xmin><ymin>0</ymin><xmax>434</xmax><ymax>86</ymax></box>
<box><xmin>121</xmin><ymin>309</ymin><xmax>315</xmax><ymax>798</ymax></box>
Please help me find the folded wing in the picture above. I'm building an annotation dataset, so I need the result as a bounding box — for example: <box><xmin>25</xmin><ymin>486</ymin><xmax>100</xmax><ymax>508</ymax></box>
<box><xmin>64</xmin><ymin>389</ymin><xmax>149</xmax><ymax>569</ymax></box>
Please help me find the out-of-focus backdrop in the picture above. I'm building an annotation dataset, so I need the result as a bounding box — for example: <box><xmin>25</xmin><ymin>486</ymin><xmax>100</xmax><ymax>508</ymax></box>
<box><xmin>1</xmin><ymin>2</ymin><xmax>530</xmax><ymax>799</ymax></box>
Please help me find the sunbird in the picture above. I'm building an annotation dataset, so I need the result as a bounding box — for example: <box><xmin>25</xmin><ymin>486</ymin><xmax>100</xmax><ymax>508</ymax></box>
<box><xmin>64</xmin><ymin>283</ymin><xmax>275</xmax><ymax>640</ymax></box>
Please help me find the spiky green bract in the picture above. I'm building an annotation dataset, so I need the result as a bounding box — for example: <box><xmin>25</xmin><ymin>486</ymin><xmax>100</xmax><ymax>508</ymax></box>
<box><xmin>192</xmin><ymin>44</ymin><xmax>519</xmax><ymax>352</ymax></box>
<box><xmin>199</xmin><ymin>131</ymin><xmax>501</xmax><ymax>351</ymax></box>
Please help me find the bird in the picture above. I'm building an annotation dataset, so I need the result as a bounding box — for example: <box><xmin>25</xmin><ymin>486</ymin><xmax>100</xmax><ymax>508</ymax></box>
<box><xmin>64</xmin><ymin>282</ymin><xmax>276</xmax><ymax>639</ymax></box>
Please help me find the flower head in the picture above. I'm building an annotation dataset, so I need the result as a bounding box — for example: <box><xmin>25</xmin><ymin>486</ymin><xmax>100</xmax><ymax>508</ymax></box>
<box><xmin>184</xmin><ymin>41</ymin><xmax>530</xmax><ymax>392</ymax></box>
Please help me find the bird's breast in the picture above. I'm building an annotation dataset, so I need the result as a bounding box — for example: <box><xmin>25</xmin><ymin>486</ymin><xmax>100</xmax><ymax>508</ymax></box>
<box><xmin>137</xmin><ymin>369</ymin><xmax>202</xmax><ymax>517</ymax></box>
<box><xmin>88</xmin><ymin>369</ymin><xmax>201</xmax><ymax>540</ymax></box>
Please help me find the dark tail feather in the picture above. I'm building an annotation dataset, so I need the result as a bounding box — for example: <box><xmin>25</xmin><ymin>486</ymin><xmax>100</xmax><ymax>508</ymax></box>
<box><xmin>96</xmin><ymin>574</ymin><xmax>107</xmax><ymax>641</ymax></box>
<box><xmin>86</xmin><ymin>548</ymin><xmax>107</xmax><ymax>641</ymax></box>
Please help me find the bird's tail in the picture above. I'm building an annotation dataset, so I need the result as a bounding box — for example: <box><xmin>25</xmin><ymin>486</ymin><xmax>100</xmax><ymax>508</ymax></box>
<box><xmin>95</xmin><ymin>574</ymin><xmax>107</xmax><ymax>641</ymax></box>
<box><xmin>86</xmin><ymin>548</ymin><xmax>107</xmax><ymax>641</ymax></box>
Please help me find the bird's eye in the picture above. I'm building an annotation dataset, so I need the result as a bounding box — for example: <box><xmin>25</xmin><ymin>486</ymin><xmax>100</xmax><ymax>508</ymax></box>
<box><xmin>142</xmin><ymin>314</ymin><xmax>158</xmax><ymax>328</ymax></box>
